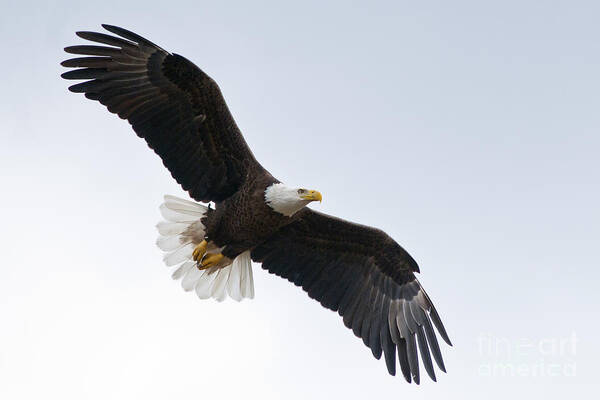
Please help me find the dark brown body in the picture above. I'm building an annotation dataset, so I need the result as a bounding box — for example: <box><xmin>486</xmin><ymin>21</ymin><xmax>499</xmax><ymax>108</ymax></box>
<box><xmin>203</xmin><ymin>173</ymin><xmax>291</xmax><ymax>259</ymax></box>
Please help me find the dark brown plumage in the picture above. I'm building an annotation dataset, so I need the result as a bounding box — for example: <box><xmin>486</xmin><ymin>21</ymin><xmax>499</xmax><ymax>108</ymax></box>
<box><xmin>253</xmin><ymin>210</ymin><xmax>451</xmax><ymax>382</ymax></box>
<box><xmin>62</xmin><ymin>25</ymin><xmax>451</xmax><ymax>383</ymax></box>
<box><xmin>62</xmin><ymin>25</ymin><xmax>266</xmax><ymax>202</ymax></box>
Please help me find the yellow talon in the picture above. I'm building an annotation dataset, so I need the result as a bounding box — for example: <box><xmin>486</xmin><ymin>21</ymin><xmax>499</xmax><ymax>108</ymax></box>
<box><xmin>192</xmin><ymin>240</ymin><xmax>208</xmax><ymax>262</ymax></box>
<box><xmin>199</xmin><ymin>253</ymin><xmax>224</xmax><ymax>270</ymax></box>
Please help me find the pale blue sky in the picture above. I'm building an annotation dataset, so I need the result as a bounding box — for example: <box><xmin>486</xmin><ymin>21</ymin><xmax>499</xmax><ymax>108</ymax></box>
<box><xmin>1</xmin><ymin>1</ymin><xmax>598</xmax><ymax>398</ymax></box>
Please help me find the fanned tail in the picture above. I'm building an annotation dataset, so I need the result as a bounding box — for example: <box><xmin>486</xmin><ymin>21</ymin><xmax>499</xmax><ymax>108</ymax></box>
<box><xmin>156</xmin><ymin>195</ymin><xmax>255</xmax><ymax>301</ymax></box>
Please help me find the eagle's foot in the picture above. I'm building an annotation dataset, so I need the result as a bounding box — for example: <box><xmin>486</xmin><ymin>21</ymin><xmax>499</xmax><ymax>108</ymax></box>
<box><xmin>192</xmin><ymin>240</ymin><xmax>208</xmax><ymax>263</ymax></box>
<box><xmin>198</xmin><ymin>253</ymin><xmax>224</xmax><ymax>270</ymax></box>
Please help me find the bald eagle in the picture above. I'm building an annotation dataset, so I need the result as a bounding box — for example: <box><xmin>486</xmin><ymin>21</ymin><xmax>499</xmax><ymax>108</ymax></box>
<box><xmin>61</xmin><ymin>25</ymin><xmax>451</xmax><ymax>383</ymax></box>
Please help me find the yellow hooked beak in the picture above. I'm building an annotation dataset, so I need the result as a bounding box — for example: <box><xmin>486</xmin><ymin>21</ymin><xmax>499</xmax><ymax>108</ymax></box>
<box><xmin>301</xmin><ymin>190</ymin><xmax>322</xmax><ymax>203</ymax></box>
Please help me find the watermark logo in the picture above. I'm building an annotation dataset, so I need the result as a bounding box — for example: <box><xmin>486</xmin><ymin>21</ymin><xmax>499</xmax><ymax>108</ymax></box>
<box><xmin>477</xmin><ymin>332</ymin><xmax>577</xmax><ymax>378</ymax></box>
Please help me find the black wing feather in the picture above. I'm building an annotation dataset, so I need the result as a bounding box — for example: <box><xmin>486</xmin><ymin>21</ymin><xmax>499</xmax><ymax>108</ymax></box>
<box><xmin>252</xmin><ymin>209</ymin><xmax>451</xmax><ymax>382</ymax></box>
<box><xmin>62</xmin><ymin>25</ymin><xmax>267</xmax><ymax>202</ymax></box>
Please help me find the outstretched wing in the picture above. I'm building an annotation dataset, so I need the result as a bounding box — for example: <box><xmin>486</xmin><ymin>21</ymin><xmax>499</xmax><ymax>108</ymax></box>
<box><xmin>251</xmin><ymin>209</ymin><xmax>451</xmax><ymax>383</ymax></box>
<box><xmin>61</xmin><ymin>25</ymin><xmax>267</xmax><ymax>202</ymax></box>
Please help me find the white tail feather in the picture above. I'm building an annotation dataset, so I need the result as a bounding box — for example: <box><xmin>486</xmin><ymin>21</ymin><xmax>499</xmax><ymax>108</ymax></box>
<box><xmin>227</xmin><ymin>258</ymin><xmax>243</xmax><ymax>301</ymax></box>
<box><xmin>211</xmin><ymin>268</ymin><xmax>230</xmax><ymax>302</ymax></box>
<box><xmin>156</xmin><ymin>221</ymin><xmax>189</xmax><ymax>236</ymax></box>
<box><xmin>163</xmin><ymin>242</ymin><xmax>195</xmax><ymax>266</ymax></box>
<box><xmin>157</xmin><ymin>234</ymin><xmax>189</xmax><ymax>252</ymax></box>
<box><xmin>195</xmin><ymin>270</ymin><xmax>217</xmax><ymax>299</ymax></box>
<box><xmin>237</xmin><ymin>251</ymin><xmax>254</xmax><ymax>299</ymax></box>
<box><xmin>182</xmin><ymin>266</ymin><xmax>203</xmax><ymax>292</ymax></box>
<box><xmin>172</xmin><ymin>261</ymin><xmax>194</xmax><ymax>280</ymax></box>
<box><xmin>156</xmin><ymin>195</ymin><xmax>255</xmax><ymax>302</ymax></box>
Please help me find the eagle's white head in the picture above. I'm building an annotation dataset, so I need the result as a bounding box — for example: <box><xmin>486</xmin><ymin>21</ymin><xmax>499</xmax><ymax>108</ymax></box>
<box><xmin>265</xmin><ymin>183</ymin><xmax>322</xmax><ymax>217</ymax></box>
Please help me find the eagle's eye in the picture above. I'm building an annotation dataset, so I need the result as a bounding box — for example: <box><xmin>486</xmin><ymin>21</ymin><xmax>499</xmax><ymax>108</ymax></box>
<box><xmin>298</xmin><ymin>188</ymin><xmax>306</xmax><ymax>195</ymax></box>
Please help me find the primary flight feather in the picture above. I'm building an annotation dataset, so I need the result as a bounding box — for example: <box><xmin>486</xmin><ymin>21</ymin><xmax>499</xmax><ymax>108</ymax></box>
<box><xmin>61</xmin><ymin>24</ymin><xmax>451</xmax><ymax>383</ymax></box>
